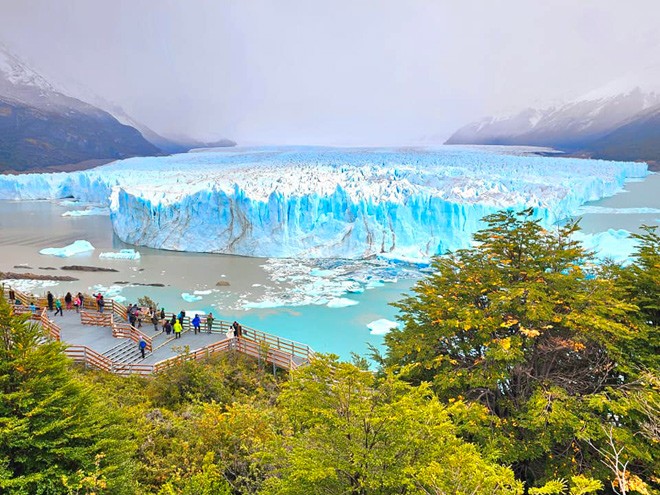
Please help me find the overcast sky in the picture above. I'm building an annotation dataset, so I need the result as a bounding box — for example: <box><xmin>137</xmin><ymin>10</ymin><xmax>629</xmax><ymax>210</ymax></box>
<box><xmin>1</xmin><ymin>0</ymin><xmax>659</xmax><ymax>144</ymax></box>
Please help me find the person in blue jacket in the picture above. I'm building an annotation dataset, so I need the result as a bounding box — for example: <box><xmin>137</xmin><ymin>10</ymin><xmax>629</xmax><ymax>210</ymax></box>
<box><xmin>138</xmin><ymin>337</ymin><xmax>147</xmax><ymax>359</ymax></box>
<box><xmin>192</xmin><ymin>314</ymin><xmax>201</xmax><ymax>334</ymax></box>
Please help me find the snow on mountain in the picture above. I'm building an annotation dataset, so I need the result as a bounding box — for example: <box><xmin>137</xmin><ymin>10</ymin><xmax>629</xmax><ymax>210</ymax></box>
<box><xmin>0</xmin><ymin>46</ymin><xmax>53</xmax><ymax>91</ymax></box>
<box><xmin>0</xmin><ymin>146</ymin><xmax>648</xmax><ymax>261</ymax></box>
<box><xmin>0</xmin><ymin>45</ymin><xmax>159</xmax><ymax>171</ymax></box>
<box><xmin>446</xmin><ymin>66</ymin><xmax>660</xmax><ymax>152</ymax></box>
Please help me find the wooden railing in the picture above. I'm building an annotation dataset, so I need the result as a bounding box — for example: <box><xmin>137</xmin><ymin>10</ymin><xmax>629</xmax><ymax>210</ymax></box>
<box><xmin>64</xmin><ymin>345</ymin><xmax>112</xmax><ymax>372</ymax></box>
<box><xmin>80</xmin><ymin>310</ymin><xmax>113</xmax><ymax>326</ymax></box>
<box><xmin>111</xmin><ymin>320</ymin><xmax>153</xmax><ymax>352</ymax></box>
<box><xmin>40</xmin><ymin>308</ymin><xmax>62</xmax><ymax>341</ymax></box>
<box><xmin>153</xmin><ymin>338</ymin><xmax>234</xmax><ymax>373</ymax></box>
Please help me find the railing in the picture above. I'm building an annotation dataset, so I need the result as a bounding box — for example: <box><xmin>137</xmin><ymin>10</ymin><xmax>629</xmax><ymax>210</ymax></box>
<box><xmin>240</xmin><ymin>326</ymin><xmax>312</xmax><ymax>364</ymax></box>
<box><xmin>111</xmin><ymin>319</ymin><xmax>153</xmax><ymax>352</ymax></box>
<box><xmin>40</xmin><ymin>308</ymin><xmax>62</xmax><ymax>341</ymax></box>
<box><xmin>65</xmin><ymin>345</ymin><xmax>112</xmax><ymax>372</ymax></box>
<box><xmin>80</xmin><ymin>310</ymin><xmax>113</xmax><ymax>326</ymax></box>
<box><xmin>153</xmin><ymin>338</ymin><xmax>233</xmax><ymax>373</ymax></box>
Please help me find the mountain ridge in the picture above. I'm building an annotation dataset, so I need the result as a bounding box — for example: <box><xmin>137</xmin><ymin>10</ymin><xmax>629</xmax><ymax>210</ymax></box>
<box><xmin>446</xmin><ymin>69</ymin><xmax>660</xmax><ymax>165</ymax></box>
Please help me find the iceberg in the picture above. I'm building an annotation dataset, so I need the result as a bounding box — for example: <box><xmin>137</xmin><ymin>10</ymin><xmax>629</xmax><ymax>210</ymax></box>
<box><xmin>367</xmin><ymin>318</ymin><xmax>399</xmax><ymax>335</ymax></box>
<box><xmin>326</xmin><ymin>298</ymin><xmax>359</xmax><ymax>308</ymax></box>
<box><xmin>181</xmin><ymin>292</ymin><xmax>203</xmax><ymax>302</ymax></box>
<box><xmin>40</xmin><ymin>240</ymin><xmax>95</xmax><ymax>257</ymax></box>
<box><xmin>62</xmin><ymin>206</ymin><xmax>110</xmax><ymax>217</ymax></box>
<box><xmin>572</xmin><ymin>229</ymin><xmax>638</xmax><ymax>264</ymax></box>
<box><xmin>0</xmin><ymin>146</ymin><xmax>649</xmax><ymax>261</ymax></box>
<box><xmin>99</xmin><ymin>249</ymin><xmax>141</xmax><ymax>260</ymax></box>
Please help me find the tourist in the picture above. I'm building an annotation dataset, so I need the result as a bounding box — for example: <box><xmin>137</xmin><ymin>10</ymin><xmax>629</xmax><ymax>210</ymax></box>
<box><xmin>47</xmin><ymin>291</ymin><xmax>54</xmax><ymax>311</ymax></box>
<box><xmin>173</xmin><ymin>319</ymin><xmax>182</xmax><ymax>338</ymax></box>
<box><xmin>178</xmin><ymin>310</ymin><xmax>186</xmax><ymax>326</ymax></box>
<box><xmin>95</xmin><ymin>293</ymin><xmax>102</xmax><ymax>311</ymax></box>
<box><xmin>160</xmin><ymin>307</ymin><xmax>166</xmax><ymax>320</ymax></box>
<box><xmin>232</xmin><ymin>321</ymin><xmax>243</xmax><ymax>338</ymax></box>
<box><xmin>8</xmin><ymin>288</ymin><xmax>15</xmax><ymax>302</ymax></box>
<box><xmin>54</xmin><ymin>298</ymin><xmax>63</xmax><ymax>316</ymax></box>
<box><xmin>128</xmin><ymin>308</ymin><xmax>137</xmax><ymax>327</ymax></box>
<box><xmin>64</xmin><ymin>292</ymin><xmax>72</xmax><ymax>310</ymax></box>
<box><xmin>151</xmin><ymin>311</ymin><xmax>159</xmax><ymax>332</ymax></box>
<box><xmin>138</xmin><ymin>337</ymin><xmax>147</xmax><ymax>359</ymax></box>
<box><xmin>98</xmin><ymin>295</ymin><xmax>105</xmax><ymax>313</ymax></box>
<box><xmin>77</xmin><ymin>292</ymin><xmax>84</xmax><ymax>310</ymax></box>
<box><xmin>29</xmin><ymin>301</ymin><xmax>37</xmax><ymax>313</ymax></box>
<box><xmin>163</xmin><ymin>319</ymin><xmax>172</xmax><ymax>336</ymax></box>
<box><xmin>206</xmin><ymin>312</ymin><xmax>214</xmax><ymax>333</ymax></box>
<box><xmin>74</xmin><ymin>294</ymin><xmax>81</xmax><ymax>313</ymax></box>
<box><xmin>192</xmin><ymin>314</ymin><xmax>201</xmax><ymax>334</ymax></box>
<box><xmin>170</xmin><ymin>313</ymin><xmax>177</xmax><ymax>327</ymax></box>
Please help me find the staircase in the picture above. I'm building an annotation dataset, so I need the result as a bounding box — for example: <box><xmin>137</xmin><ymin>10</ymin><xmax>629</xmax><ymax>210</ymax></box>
<box><xmin>103</xmin><ymin>339</ymin><xmax>148</xmax><ymax>363</ymax></box>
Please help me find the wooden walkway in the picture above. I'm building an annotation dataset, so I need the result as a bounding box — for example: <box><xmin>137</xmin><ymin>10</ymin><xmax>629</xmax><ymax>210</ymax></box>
<box><xmin>3</xmin><ymin>286</ymin><xmax>314</xmax><ymax>376</ymax></box>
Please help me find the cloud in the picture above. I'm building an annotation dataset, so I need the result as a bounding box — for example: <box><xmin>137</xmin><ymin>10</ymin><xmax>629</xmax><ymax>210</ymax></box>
<box><xmin>1</xmin><ymin>0</ymin><xmax>659</xmax><ymax>144</ymax></box>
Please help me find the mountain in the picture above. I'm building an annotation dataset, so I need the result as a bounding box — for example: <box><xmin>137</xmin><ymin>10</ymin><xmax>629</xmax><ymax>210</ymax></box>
<box><xmin>76</xmin><ymin>96</ymin><xmax>236</xmax><ymax>153</ymax></box>
<box><xmin>587</xmin><ymin>105</ymin><xmax>660</xmax><ymax>164</ymax></box>
<box><xmin>0</xmin><ymin>46</ymin><xmax>160</xmax><ymax>173</ymax></box>
<box><xmin>446</xmin><ymin>68</ymin><xmax>660</xmax><ymax>164</ymax></box>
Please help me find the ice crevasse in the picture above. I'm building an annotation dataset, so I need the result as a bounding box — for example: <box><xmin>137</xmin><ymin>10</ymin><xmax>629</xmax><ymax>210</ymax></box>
<box><xmin>0</xmin><ymin>146</ymin><xmax>649</xmax><ymax>261</ymax></box>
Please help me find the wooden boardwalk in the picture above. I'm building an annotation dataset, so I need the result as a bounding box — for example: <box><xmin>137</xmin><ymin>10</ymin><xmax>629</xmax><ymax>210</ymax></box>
<box><xmin>3</xmin><ymin>286</ymin><xmax>314</xmax><ymax>376</ymax></box>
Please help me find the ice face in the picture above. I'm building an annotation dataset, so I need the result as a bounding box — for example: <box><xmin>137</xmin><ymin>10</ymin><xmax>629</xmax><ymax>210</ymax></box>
<box><xmin>0</xmin><ymin>146</ymin><xmax>648</xmax><ymax>261</ymax></box>
<box><xmin>39</xmin><ymin>240</ymin><xmax>95</xmax><ymax>257</ymax></box>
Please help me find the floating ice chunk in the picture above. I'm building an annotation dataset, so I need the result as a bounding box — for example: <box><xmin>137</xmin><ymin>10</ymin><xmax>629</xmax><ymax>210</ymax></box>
<box><xmin>113</xmin><ymin>295</ymin><xmax>127</xmax><ymax>304</ymax></box>
<box><xmin>88</xmin><ymin>284</ymin><xmax>124</xmax><ymax>298</ymax></box>
<box><xmin>326</xmin><ymin>297</ymin><xmax>360</xmax><ymax>308</ymax></box>
<box><xmin>367</xmin><ymin>319</ymin><xmax>399</xmax><ymax>335</ymax></box>
<box><xmin>573</xmin><ymin>229</ymin><xmax>638</xmax><ymax>263</ymax></box>
<box><xmin>326</xmin><ymin>298</ymin><xmax>359</xmax><ymax>308</ymax></box>
<box><xmin>62</xmin><ymin>207</ymin><xmax>110</xmax><ymax>217</ymax></box>
<box><xmin>193</xmin><ymin>290</ymin><xmax>213</xmax><ymax>295</ymax></box>
<box><xmin>181</xmin><ymin>292</ymin><xmax>202</xmax><ymax>302</ymax></box>
<box><xmin>99</xmin><ymin>249</ymin><xmax>141</xmax><ymax>260</ymax></box>
<box><xmin>0</xmin><ymin>278</ymin><xmax>59</xmax><ymax>292</ymax></box>
<box><xmin>40</xmin><ymin>240</ymin><xmax>95</xmax><ymax>257</ymax></box>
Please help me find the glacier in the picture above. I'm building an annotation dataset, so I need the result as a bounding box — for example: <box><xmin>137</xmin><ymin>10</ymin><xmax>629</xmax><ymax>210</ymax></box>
<box><xmin>0</xmin><ymin>146</ymin><xmax>649</xmax><ymax>261</ymax></box>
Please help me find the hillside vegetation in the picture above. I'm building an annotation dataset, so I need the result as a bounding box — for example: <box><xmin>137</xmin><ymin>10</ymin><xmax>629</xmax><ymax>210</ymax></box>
<box><xmin>0</xmin><ymin>210</ymin><xmax>657</xmax><ymax>494</ymax></box>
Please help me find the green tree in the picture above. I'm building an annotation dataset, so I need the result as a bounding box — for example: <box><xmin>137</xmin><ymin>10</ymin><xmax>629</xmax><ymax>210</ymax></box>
<box><xmin>382</xmin><ymin>210</ymin><xmax>658</xmax><ymax>491</ymax></box>
<box><xmin>263</xmin><ymin>355</ymin><xmax>522</xmax><ymax>495</ymax></box>
<box><xmin>0</xmin><ymin>297</ymin><xmax>136</xmax><ymax>494</ymax></box>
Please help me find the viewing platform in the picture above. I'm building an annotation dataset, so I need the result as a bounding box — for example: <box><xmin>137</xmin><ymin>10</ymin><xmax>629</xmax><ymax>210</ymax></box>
<box><xmin>3</xmin><ymin>285</ymin><xmax>314</xmax><ymax>375</ymax></box>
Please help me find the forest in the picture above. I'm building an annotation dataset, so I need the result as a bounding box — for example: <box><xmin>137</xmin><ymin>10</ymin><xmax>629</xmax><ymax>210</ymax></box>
<box><xmin>1</xmin><ymin>210</ymin><xmax>658</xmax><ymax>495</ymax></box>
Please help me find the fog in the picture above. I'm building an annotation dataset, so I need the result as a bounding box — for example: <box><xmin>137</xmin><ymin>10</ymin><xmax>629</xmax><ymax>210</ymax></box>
<box><xmin>1</xmin><ymin>0</ymin><xmax>659</xmax><ymax>144</ymax></box>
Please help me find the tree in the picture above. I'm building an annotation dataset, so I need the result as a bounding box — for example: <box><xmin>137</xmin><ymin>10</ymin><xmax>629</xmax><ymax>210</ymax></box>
<box><xmin>263</xmin><ymin>355</ymin><xmax>522</xmax><ymax>495</ymax></box>
<box><xmin>382</xmin><ymin>210</ymin><xmax>658</xmax><ymax>491</ymax></box>
<box><xmin>0</xmin><ymin>297</ymin><xmax>136</xmax><ymax>494</ymax></box>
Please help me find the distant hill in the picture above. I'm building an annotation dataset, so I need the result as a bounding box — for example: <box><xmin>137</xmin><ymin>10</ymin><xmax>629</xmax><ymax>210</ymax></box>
<box><xmin>0</xmin><ymin>47</ymin><xmax>162</xmax><ymax>173</ymax></box>
<box><xmin>446</xmin><ymin>67</ymin><xmax>660</xmax><ymax>165</ymax></box>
